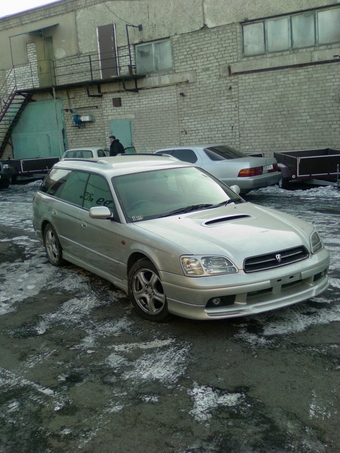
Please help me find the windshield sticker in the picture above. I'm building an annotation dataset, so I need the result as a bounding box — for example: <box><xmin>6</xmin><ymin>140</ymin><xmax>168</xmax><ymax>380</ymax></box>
<box><xmin>132</xmin><ymin>215</ymin><xmax>144</xmax><ymax>221</ymax></box>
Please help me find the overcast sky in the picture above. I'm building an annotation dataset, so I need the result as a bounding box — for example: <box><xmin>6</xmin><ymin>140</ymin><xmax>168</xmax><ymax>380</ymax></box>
<box><xmin>0</xmin><ymin>0</ymin><xmax>59</xmax><ymax>18</ymax></box>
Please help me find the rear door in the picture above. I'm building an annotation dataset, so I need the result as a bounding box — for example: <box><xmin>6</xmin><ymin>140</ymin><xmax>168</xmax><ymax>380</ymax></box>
<box><xmin>43</xmin><ymin>169</ymin><xmax>89</xmax><ymax>257</ymax></box>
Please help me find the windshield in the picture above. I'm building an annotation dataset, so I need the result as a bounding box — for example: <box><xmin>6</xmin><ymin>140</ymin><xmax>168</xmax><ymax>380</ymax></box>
<box><xmin>113</xmin><ymin>166</ymin><xmax>242</xmax><ymax>222</ymax></box>
<box><xmin>204</xmin><ymin>145</ymin><xmax>246</xmax><ymax>161</ymax></box>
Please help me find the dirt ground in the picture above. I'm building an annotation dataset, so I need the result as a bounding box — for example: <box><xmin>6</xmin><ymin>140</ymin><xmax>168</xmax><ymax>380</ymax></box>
<box><xmin>0</xmin><ymin>182</ymin><xmax>339</xmax><ymax>453</ymax></box>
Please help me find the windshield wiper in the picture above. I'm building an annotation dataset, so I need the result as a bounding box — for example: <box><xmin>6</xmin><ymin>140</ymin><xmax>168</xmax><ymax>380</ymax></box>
<box><xmin>212</xmin><ymin>199</ymin><xmax>236</xmax><ymax>208</ymax></box>
<box><xmin>160</xmin><ymin>204</ymin><xmax>214</xmax><ymax>217</ymax></box>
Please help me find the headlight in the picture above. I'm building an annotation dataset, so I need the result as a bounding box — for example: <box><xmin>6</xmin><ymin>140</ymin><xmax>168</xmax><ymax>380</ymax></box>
<box><xmin>311</xmin><ymin>231</ymin><xmax>323</xmax><ymax>254</ymax></box>
<box><xmin>181</xmin><ymin>255</ymin><xmax>238</xmax><ymax>276</ymax></box>
<box><xmin>2</xmin><ymin>164</ymin><xmax>10</xmax><ymax>169</ymax></box>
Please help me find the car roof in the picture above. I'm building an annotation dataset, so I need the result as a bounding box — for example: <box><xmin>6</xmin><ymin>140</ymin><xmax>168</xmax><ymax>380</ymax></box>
<box><xmin>53</xmin><ymin>154</ymin><xmax>190</xmax><ymax>176</ymax></box>
<box><xmin>64</xmin><ymin>146</ymin><xmax>106</xmax><ymax>152</ymax></box>
<box><xmin>155</xmin><ymin>144</ymin><xmax>235</xmax><ymax>149</ymax></box>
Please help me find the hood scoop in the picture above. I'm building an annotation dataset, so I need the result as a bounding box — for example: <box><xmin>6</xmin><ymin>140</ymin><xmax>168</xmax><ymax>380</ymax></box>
<box><xmin>204</xmin><ymin>214</ymin><xmax>251</xmax><ymax>226</ymax></box>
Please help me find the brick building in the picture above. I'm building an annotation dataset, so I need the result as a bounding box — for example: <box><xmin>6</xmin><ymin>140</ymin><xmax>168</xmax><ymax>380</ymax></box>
<box><xmin>0</xmin><ymin>0</ymin><xmax>339</xmax><ymax>160</ymax></box>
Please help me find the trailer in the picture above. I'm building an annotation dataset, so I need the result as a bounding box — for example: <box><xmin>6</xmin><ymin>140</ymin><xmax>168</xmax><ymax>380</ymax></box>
<box><xmin>274</xmin><ymin>148</ymin><xmax>340</xmax><ymax>188</ymax></box>
<box><xmin>1</xmin><ymin>157</ymin><xmax>60</xmax><ymax>184</ymax></box>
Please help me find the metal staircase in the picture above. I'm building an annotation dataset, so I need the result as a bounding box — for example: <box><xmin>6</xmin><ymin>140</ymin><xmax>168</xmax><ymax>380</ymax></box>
<box><xmin>0</xmin><ymin>69</ymin><xmax>33</xmax><ymax>158</ymax></box>
<box><xmin>0</xmin><ymin>91</ymin><xmax>33</xmax><ymax>158</ymax></box>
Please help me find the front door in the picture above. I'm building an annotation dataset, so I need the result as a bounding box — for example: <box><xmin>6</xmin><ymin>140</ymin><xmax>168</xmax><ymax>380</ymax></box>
<box><xmin>77</xmin><ymin>173</ymin><xmax>125</xmax><ymax>284</ymax></box>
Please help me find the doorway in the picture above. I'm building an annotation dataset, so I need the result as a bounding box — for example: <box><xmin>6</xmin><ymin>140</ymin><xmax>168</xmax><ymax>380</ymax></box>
<box><xmin>36</xmin><ymin>36</ymin><xmax>54</xmax><ymax>87</ymax></box>
<box><xmin>97</xmin><ymin>24</ymin><xmax>118</xmax><ymax>79</ymax></box>
<box><xmin>109</xmin><ymin>119</ymin><xmax>132</xmax><ymax>149</ymax></box>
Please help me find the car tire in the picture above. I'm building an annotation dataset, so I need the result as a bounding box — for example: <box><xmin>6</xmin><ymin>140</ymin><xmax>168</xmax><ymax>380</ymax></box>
<box><xmin>44</xmin><ymin>224</ymin><xmax>65</xmax><ymax>266</ymax></box>
<box><xmin>128</xmin><ymin>259</ymin><xmax>170</xmax><ymax>322</ymax></box>
<box><xmin>279</xmin><ymin>178</ymin><xmax>290</xmax><ymax>190</ymax></box>
<box><xmin>0</xmin><ymin>178</ymin><xmax>10</xmax><ymax>189</ymax></box>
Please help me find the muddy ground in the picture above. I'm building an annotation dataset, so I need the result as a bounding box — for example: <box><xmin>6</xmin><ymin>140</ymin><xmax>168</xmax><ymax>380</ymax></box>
<box><xmin>0</xmin><ymin>182</ymin><xmax>339</xmax><ymax>453</ymax></box>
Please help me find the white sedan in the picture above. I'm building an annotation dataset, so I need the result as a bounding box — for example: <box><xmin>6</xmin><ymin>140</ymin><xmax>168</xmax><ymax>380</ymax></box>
<box><xmin>62</xmin><ymin>147</ymin><xmax>109</xmax><ymax>159</ymax></box>
<box><xmin>154</xmin><ymin>144</ymin><xmax>281</xmax><ymax>193</ymax></box>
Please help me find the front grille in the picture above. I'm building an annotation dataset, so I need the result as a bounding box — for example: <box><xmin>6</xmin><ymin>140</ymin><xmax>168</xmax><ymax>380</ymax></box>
<box><xmin>244</xmin><ymin>246</ymin><xmax>309</xmax><ymax>273</ymax></box>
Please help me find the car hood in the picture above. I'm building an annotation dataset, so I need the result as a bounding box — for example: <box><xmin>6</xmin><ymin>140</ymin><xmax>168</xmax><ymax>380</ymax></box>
<box><xmin>133</xmin><ymin>202</ymin><xmax>313</xmax><ymax>267</ymax></box>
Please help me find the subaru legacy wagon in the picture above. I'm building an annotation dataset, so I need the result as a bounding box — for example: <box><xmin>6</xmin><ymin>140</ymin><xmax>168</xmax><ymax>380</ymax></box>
<box><xmin>32</xmin><ymin>155</ymin><xmax>329</xmax><ymax>322</ymax></box>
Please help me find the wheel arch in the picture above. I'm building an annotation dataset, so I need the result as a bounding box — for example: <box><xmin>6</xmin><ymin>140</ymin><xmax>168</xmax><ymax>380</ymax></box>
<box><xmin>127</xmin><ymin>252</ymin><xmax>155</xmax><ymax>276</ymax></box>
<box><xmin>41</xmin><ymin>220</ymin><xmax>52</xmax><ymax>245</ymax></box>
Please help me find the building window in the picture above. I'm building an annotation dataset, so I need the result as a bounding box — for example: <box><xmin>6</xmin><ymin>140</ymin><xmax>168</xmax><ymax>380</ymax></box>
<box><xmin>242</xmin><ymin>7</ymin><xmax>340</xmax><ymax>56</ymax></box>
<box><xmin>135</xmin><ymin>39</ymin><xmax>172</xmax><ymax>74</ymax></box>
<box><xmin>243</xmin><ymin>22</ymin><xmax>265</xmax><ymax>56</ymax></box>
<box><xmin>267</xmin><ymin>17</ymin><xmax>289</xmax><ymax>53</ymax></box>
<box><xmin>291</xmin><ymin>13</ymin><xmax>315</xmax><ymax>49</ymax></box>
<box><xmin>318</xmin><ymin>9</ymin><xmax>340</xmax><ymax>45</ymax></box>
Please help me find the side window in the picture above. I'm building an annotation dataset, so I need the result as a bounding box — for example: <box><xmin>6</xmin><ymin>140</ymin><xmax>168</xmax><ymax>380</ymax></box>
<box><xmin>172</xmin><ymin>149</ymin><xmax>197</xmax><ymax>164</ymax></box>
<box><xmin>82</xmin><ymin>151</ymin><xmax>93</xmax><ymax>158</ymax></box>
<box><xmin>58</xmin><ymin>171</ymin><xmax>89</xmax><ymax>206</ymax></box>
<box><xmin>97</xmin><ymin>149</ymin><xmax>106</xmax><ymax>157</ymax></box>
<box><xmin>83</xmin><ymin>174</ymin><xmax>115</xmax><ymax>212</ymax></box>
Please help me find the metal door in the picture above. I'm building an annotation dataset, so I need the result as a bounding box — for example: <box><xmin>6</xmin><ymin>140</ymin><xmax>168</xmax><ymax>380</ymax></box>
<box><xmin>12</xmin><ymin>99</ymin><xmax>66</xmax><ymax>159</ymax></box>
<box><xmin>97</xmin><ymin>24</ymin><xmax>118</xmax><ymax>79</ymax></box>
<box><xmin>109</xmin><ymin>119</ymin><xmax>133</xmax><ymax>149</ymax></box>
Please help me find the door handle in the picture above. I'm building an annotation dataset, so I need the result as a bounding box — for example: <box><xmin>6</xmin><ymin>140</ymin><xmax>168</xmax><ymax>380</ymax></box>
<box><xmin>80</xmin><ymin>222</ymin><xmax>87</xmax><ymax>228</ymax></box>
<box><xmin>51</xmin><ymin>209</ymin><xmax>57</xmax><ymax>216</ymax></box>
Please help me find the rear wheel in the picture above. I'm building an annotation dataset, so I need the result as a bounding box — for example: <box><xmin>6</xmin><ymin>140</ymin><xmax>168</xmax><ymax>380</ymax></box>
<box><xmin>0</xmin><ymin>178</ymin><xmax>10</xmax><ymax>189</ymax></box>
<box><xmin>128</xmin><ymin>259</ymin><xmax>170</xmax><ymax>322</ymax></box>
<box><xmin>44</xmin><ymin>224</ymin><xmax>65</xmax><ymax>266</ymax></box>
<box><xmin>279</xmin><ymin>178</ymin><xmax>290</xmax><ymax>190</ymax></box>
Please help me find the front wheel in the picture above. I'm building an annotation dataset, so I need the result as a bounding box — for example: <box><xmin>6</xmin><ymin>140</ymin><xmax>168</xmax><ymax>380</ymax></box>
<box><xmin>44</xmin><ymin>224</ymin><xmax>65</xmax><ymax>266</ymax></box>
<box><xmin>128</xmin><ymin>259</ymin><xmax>170</xmax><ymax>322</ymax></box>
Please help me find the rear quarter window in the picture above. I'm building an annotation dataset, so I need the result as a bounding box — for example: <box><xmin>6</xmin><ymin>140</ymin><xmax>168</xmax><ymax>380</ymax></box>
<box><xmin>58</xmin><ymin>171</ymin><xmax>89</xmax><ymax>206</ymax></box>
<box><xmin>172</xmin><ymin>149</ymin><xmax>197</xmax><ymax>163</ymax></box>
<box><xmin>41</xmin><ymin>168</ymin><xmax>72</xmax><ymax>195</ymax></box>
<box><xmin>40</xmin><ymin>169</ymin><xmax>88</xmax><ymax>207</ymax></box>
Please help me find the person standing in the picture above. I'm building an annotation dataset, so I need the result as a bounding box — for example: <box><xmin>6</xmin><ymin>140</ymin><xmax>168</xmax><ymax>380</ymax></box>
<box><xmin>109</xmin><ymin>136</ymin><xmax>125</xmax><ymax>156</ymax></box>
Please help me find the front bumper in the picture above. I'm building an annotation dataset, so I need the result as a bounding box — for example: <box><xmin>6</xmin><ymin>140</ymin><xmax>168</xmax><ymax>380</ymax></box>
<box><xmin>162</xmin><ymin>248</ymin><xmax>330</xmax><ymax>320</ymax></box>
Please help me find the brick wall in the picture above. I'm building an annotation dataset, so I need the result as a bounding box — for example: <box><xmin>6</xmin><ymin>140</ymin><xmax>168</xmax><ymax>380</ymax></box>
<box><xmin>238</xmin><ymin>64</ymin><xmax>340</xmax><ymax>155</ymax></box>
<box><xmin>67</xmin><ymin>19</ymin><xmax>340</xmax><ymax>156</ymax></box>
<box><xmin>1</xmin><ymin>1</ymin><xmax>339</xmax><ymax>157</ymax></box>
<box><xmin>103</xmin><ymin>22</ymin><xmax>339</xmax><ymax>156</ymax></box>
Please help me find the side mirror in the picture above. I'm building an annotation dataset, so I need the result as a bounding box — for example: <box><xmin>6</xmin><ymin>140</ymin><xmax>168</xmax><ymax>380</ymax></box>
<box><xmin>229</xmin><ymin>185</ymin><xmax>241</xmax><ymax>195</ymax></box>
<box><xmin>89</xmin><ymin>206</ymin><xmax>113</xmax><ymax>219</ymax></box>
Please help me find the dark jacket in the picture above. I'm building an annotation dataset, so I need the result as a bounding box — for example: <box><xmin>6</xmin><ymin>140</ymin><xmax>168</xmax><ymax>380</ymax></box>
<box><xmin>110</xmin><ymin>139</ymin><xmax>125</xmax><ymax>156</ymax></box>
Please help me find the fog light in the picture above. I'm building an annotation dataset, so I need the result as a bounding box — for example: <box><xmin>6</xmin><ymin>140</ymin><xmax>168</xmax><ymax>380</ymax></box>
<box><xmin>211</xmin><ymin>297</ymin><xmax>221</xmax><ymax>306</ymax></box>
<box><xmin>206</xmin><ymin>295</ymin><xmax>236</xmax><ymax>309</ymax></box>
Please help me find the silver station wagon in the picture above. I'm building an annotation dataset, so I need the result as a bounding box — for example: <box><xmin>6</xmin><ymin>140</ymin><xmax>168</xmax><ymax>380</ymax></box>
<box><xmin>32</xmin><ymin>155</ymin><xmax>329</xmax><ymax>322</ymax></box>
